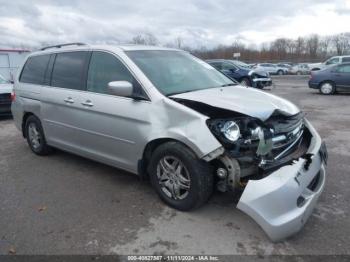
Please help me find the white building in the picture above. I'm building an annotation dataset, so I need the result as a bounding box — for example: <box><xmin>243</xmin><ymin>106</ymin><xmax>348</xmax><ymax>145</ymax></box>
<box><xmin>0</xmin><ymin>49</ymin><xmax>31</xmax><ymax>81</ymax></box>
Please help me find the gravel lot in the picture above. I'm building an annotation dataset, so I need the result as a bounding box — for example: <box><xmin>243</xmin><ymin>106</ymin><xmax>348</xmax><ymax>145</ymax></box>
<box><xmin>0</xmin><ymin>75</ymin><xmax>349</xmax><ymax>255</ymax></box>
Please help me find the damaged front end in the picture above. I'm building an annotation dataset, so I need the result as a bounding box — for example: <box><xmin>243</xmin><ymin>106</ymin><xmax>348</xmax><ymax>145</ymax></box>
<box><xmin>206</xmin><ymin>112</ymin><xmax>327</xmax><ymax>241</ymax></box>
<box><xmin>172</xmin><ymin>95</ymin><xmax>327</xmax><ymax>241</ymax></box>
<box><xmin>170</xmin><ymin>85</ymin><xmax>328</xmax><ymax>241</ymax></box>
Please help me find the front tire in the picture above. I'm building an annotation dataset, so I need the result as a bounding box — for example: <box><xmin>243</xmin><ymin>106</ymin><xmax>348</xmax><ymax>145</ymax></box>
<box><xmin>240</xmin><ymin>77</ymin><xmax>251</xmax><ymax>87</ymax></box>
<box><xmin>148</xmin><ymin>142</ymin><xmax>213</xmax><ymax>211</ymax></box>
<box><xmin>277</xmin><ymin>70</ymin><xmax>284</xmax><ymax>75</ymax></box>
<box><xmin>319</xmin><ymin>81</ymin><xmax>335</xmax><ymax>95</ymax></box>
<box><xmin>25</xmin><ymin>115</ymin><xmax>52</xmax><ymax>155</ymax></box>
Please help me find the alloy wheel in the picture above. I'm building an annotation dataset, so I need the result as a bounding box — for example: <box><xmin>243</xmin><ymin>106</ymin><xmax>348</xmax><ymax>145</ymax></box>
<box><xmin>156</xmin><ymin>156</ymin><xmax>191</xmax><ymax>200</ymax></box>
<box><xmin>320</xmin><ymin>83</ymin><xmax>333</xmax><ymax>94</ymax></box>
<box><xmin>28</xmin><ymin>122</ymin><xmax>41</xmax><ymax>149</ymax></box>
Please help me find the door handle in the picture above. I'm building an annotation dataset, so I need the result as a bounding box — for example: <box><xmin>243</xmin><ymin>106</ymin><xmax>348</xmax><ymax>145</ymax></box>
<box><xmin>81</xmin><ymin>100</ymin><xmax>94</xmax><ymax>107</ymax></box>
<box><xmin>64</xmin><ymin>97</ymin><xmax>74</xmax><ymax>104</ymax></box>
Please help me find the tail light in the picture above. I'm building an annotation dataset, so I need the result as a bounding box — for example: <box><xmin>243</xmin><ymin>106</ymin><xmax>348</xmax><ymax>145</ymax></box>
<box><xmin>309</xmin><ymin>73</ymin><xmax>313</xmax><ymax>80</ymax></box>
<box><xmin>11</xmin><ymin>90</ymin><xmax>16</xmax><ymax>102</ymax></box>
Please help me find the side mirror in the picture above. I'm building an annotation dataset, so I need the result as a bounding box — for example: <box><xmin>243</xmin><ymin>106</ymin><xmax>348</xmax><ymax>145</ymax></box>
<box><xmin>9</xmin><ymin>80</ymin><xmax>14</xmax><ymax>84</ymax></box>
<box><xmin>108</xmin><ymin>81</ymin><xmax>133</xmax><ymax>97</ymax></box>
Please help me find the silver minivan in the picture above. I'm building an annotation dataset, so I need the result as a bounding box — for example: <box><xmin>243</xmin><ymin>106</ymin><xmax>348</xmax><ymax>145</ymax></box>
<box><xmin>12</xmin><ymin>43</ymin><xmax>327</xmax><ymax>241</ymax></box>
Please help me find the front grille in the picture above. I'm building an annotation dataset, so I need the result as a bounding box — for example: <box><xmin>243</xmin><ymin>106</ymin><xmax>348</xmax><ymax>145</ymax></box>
<box><xmin>267</xmin><ymin>112</ymin><xmax>304</xmax><ymax>134</ymax></box>
<box><xmin>261</xmin><ymin>113</ymin><xmax>310</xmax><ymax>172</ymax></box>
<box><xmin>262</xmin><ymin>128</ymin><xmax>311</xmax><ymax>172</ymax></box>
<box><xmin>266</xmin><ymin>112</ymin><xmax>305</xmax><ymax>153</ymax></box>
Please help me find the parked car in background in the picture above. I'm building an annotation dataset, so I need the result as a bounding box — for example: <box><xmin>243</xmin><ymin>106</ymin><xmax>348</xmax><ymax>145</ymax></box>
<box><xmin>277</xmin><ymin>63</ymin><xmax>293</xmax><ymax>74</ymax></box>
<box><xmin>290</xmin><ymin>64</ymin><xmax>311</xmax><ymax>75</ymax></box>
<box><xmin>309</xmin><ymin>55</ymin><xmax>350</xmax><ymax>71</ymax></box>
<box><xmin>206</xmin><ymin>59</ymin><xmax>272</xmax><ymax>89</ymax></box>
<box><xmin>309</xmin><ymin>63</ymin><xmax>350</xmax><ymax>94</ymax></box>
<box><xmin>254</xmin><ymin>63</ymin><xmax>288</xmax><ymax>75</ymax></box>
<box><xmin>0</xmin><ymin>74</ymin><xmax>13</xmax><ymax>115</ymax></box>
<box><xmin>12</xmin><ymin>43</ymin><xmax>327</xmax><ymax>241</ymax></box>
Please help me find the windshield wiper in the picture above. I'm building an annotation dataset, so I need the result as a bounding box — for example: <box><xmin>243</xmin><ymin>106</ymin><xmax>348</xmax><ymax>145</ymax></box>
<box><xmin>166</xmin><ymin>90</ymin><xmax>195</xmax><ymax>96</ymax></box>
<box><xmin>220</xmin><ymin>83</ymin><xmax>238</xmax><ymax>87</ymax></box>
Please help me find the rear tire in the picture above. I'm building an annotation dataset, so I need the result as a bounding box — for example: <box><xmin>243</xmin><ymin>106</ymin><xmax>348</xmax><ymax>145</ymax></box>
<box><xmin>319</xmin><ymin>81</ymin><xmax>335</xmax><ymax>95</ymax></box>
<box><xmin>277</xmin><ymin>70</ymin><xmax>284</xmax><ymax>75</ymax></box>
<box><xmin>25</xmin><ymin>115</ymin><xmax>52</xmax><ymax>155</ymax></box>
<box><xmin>148</xmin><ymin>142</ymin><xmax>213</xmax><ymax>211</ymax></box>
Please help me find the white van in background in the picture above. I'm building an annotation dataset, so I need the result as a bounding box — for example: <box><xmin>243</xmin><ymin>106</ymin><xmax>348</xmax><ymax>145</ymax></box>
<box><xmin>0</xmin><ymin>49</ymin><xmax>30</xmax><ymax>82</ymax></box>
<box><xmin>309</xmin><ymin>55</ymin><xmax>350</xmax><ymax>71</ymax></box>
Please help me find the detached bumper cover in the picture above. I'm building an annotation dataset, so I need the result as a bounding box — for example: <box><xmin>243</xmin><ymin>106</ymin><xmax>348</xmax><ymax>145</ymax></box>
<box><xmin>237</xmin><ymin>120</ymin><xmax>327</xmax><ymax>241</ymax></box>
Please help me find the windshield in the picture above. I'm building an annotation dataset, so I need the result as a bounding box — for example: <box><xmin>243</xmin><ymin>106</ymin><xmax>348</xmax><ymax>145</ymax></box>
<box><xmin>126</xmin><ymin>50</ymin><xmax>234</xmax><ymax>96</ymax></box>
<box><xmin>0</xmin><ymin>75</ymin><xmax>8</xmax><ymax>84</ymax></box>
<box><xmin>232</xmin><ymin>60</ymin><xmax>250</xmax><ymax>69</ymax></box>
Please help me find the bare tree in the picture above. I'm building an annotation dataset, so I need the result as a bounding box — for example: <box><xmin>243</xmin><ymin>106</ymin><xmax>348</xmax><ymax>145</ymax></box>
<box><xmin>332</xmin><ymin>33</ymin><xmax>350</xmax><ymax>55</ymax></box>
<box><xmin>294</xmin><ymin>37</ymin><xmax>305</xmax><ymax>57</ymax></box>
<box><xmin>131</xmin><ymin>35</ymin><xmax>146</xmax><ymax>45</ymax></box>
<box><xmin>319</xmin><ymin>36</ymin><xmax>332</xmax><ymax>57</ymax></box>
<box><xmin>306</xmin><ymin>34</ymin><xmax>319</xmax><ymax>59</ymax></box>
<box><xmin>131</xmin><ymin>33</ymin><xmax>159</xmax><ymax>46</ymax></box>
<box><xmin>174</xmin><ymin>36</ymin><xmax>183</xmax><ymax>49</ymax></box>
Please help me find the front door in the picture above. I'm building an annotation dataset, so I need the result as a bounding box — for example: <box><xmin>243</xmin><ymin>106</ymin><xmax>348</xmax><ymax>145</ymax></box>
<box><xmin>73</xmin><ymin>51</ymin><xmax>151</xmax><ymax>172</ymax></box>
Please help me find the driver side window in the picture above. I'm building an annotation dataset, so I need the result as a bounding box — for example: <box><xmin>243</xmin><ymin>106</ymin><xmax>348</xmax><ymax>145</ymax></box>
<box><xmin>87</xmin><ymin>51</ymin><xmax>143</xmax><ymax>96</ymax></box>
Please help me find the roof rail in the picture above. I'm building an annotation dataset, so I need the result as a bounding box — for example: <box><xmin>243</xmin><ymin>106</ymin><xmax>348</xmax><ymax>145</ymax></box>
<box><xmin>40</xmin><ymin>42</ymin><xmax>87</xmax><ymax>51</ymax></box>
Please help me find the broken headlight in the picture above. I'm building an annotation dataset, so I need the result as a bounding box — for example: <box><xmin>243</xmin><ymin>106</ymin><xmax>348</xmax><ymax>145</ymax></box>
<box><xmin>221</xmin><ymin>121</ymin><xmax>240</xmax><ymax>142</ymax></box>
<box><xmin>207</xmin><ymin>117</ymin><xmax>262</xmax><ymax>146</ymax></box>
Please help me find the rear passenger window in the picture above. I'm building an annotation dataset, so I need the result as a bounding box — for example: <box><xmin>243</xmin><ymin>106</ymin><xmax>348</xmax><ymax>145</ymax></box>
<box><xmin>87</xmin><ymin>51</ymin><xmax>142</xmax><ymax>95</ymax></box>
<box><xmin>337</xmin><ymin>65</ymin><xmax>350</xmax><ymax>73</ymax></box>
<box><xmin>51</xmin><ymin>52</ymin><xmax>88</xmax><ymax>90</ymax></box>
<box><xmin>20</xmin><ymin>55</ymin><xmax>50</xmax><ymax>84</ymax></box>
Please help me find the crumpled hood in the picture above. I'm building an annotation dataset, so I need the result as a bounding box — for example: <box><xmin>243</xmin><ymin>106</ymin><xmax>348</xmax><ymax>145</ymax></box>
<box><xmin>0</xmin><ymin>83</ymin><xmax>13</xmax><ymax>94</ymax></box>
<box><xmin>170</xmin><ymin>86</ymin><xmax>300</xmax><ymax>121</ymax></box>
<box><xmin>251</xmin><ymin>69</ymin><xmax>269</xmax><ymax>77</ymax></box>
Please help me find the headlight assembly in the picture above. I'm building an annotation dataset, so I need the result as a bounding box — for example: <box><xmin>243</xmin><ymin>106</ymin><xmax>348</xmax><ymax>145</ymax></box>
<box><xmin>207</xmin><ymin>117</ymin><xmax>263</xmax><ymax>146</ymax></box>
<box><xmin>221</xmin><ymin>121</ymin><xmax>240</xmax><ymax>142</ymax></box>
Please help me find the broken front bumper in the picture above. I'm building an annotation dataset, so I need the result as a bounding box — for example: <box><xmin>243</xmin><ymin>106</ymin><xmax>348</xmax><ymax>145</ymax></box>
<box><xmin>252</xmin><ymin>77</ymin><xmax>272</xmax><ymax>88</ymax></box>
<box><xmin>237</xmin><ymin>120</ymin><xmax>327</xmax><ymax>242</ymax></box>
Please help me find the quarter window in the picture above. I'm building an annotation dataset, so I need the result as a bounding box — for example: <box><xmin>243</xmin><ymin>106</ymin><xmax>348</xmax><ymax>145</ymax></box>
<box><xmin>20</xmin><ymin>55</ymin><xmax>50</xmax><ymax>85</ymax></box>
<box><xmin>342</xmin><ymin>57</ymin><xmax>350</xmax><ymax>63</ymax></box>
<box><xmin>87</xmin><ymin>51</ymin><xmax>142</xmax><ymax>96</ymax></box>
<box><xmin>51</xmin><ymin>51</ymin><xmax>89</xmax><ymax>90</ymax></box>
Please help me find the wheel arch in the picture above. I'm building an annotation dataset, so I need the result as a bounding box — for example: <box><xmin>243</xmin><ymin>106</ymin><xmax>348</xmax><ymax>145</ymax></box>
<box><xmin>318</xmin><ymin>79</ymin><xmax>336</xmax><ymax>88</ymax></box>
<box><xmin>22</xmin><ymin>112</ymin><xmax>36</xmax><ymax>138</ymax></box>
<box><xmin>138</xmin><ymin>138</ymin><xmax>202</xmax><ymax>179</ymax></box>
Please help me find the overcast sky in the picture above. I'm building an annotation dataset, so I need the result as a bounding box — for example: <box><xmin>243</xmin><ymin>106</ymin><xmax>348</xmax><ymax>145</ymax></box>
<box><xmin>0</xmin><ymin>0</ymin><xmax>350</xmax><ymax>49</ymax></box>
